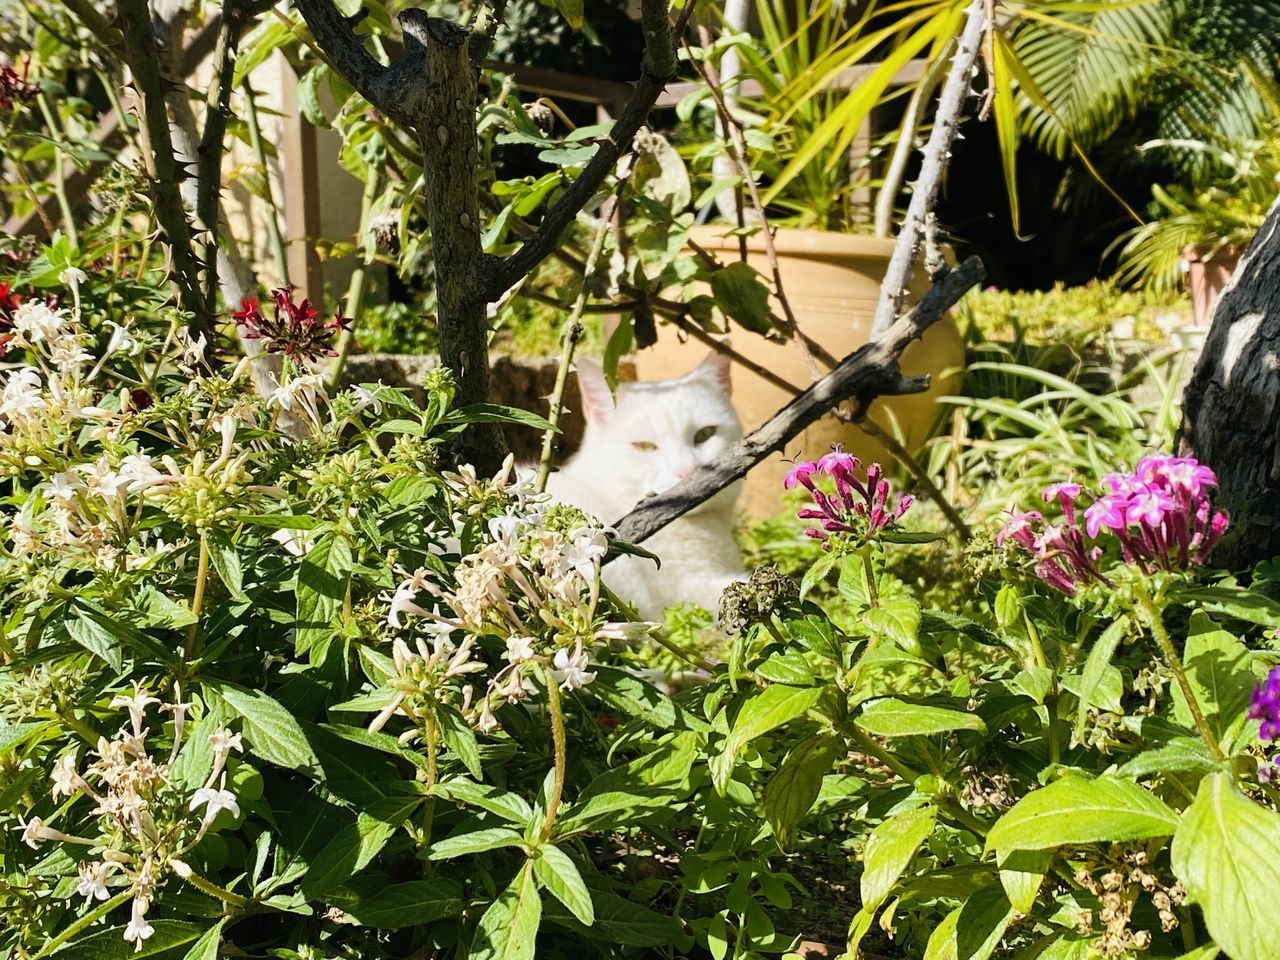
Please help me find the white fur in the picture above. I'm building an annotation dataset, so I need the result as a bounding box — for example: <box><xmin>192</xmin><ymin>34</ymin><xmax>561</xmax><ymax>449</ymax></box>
<box><xmin>546</xmin><ymin>351</ymin><xmax>746</xmax><ymax>620</ymax></box>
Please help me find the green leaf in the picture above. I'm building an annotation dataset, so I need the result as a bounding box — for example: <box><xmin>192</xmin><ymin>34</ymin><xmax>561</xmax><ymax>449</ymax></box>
<box><xmin>1075</xmin><ymin>615</ymin><xmax>1129</xmax><ymax>737</ymax></box>
<box><xmin>1171</xmin><ymin>611</ymin><xmax>1255</xmax><ymax>746</ymax></box>
<box><xmin>998</xmin><ymin>848</ymin><xmax>1052</xmax><ymax>913</ymax></box>
<box><xmin>755</xmin><ymin>650</ymin><xmax>816</xmax><ymax>686</ymax></box>
<box><xmin>533</xmin><ymin>844</ymin><xmax>594</xmax><ymax>925</ymax></box>
<box><xmin>860</xmin><ymin>806</ymin><xmax>936</xmax><ymax>913</ymax></box>
<box><xmin>0</xmin><ymin>721</ymin><xmax>47</xmax><ymax>755</ymax></box>
<box><xmin>589</xmin><ymin>665</ymin><xmax>681</xmax><ymax>729</ymax></box>
<box><xmin>986</xmin><ymin>775</ymin><xmax>1178</xmax><ymax>856</ymax></box>
<box><xmin>763</xmin><ymin>734</ymin><xmax>841</xmax><ymax>850</ymax></box>
<box><xmin>447</xmin><ymin>403</ymin><xmax>557</xmax><ymax>432</ymax></box>
<box><xmin>542</xmin><ymin>889</ymin><xmax>679</xmax><ymax>946</ymax></box>
<box><xmin>713</xmin><ymin>684</ymin><xmax>823</xmax><ymax>792</ymax></box>
<box><xmin>855</xmin><ymin>699</ymin><xmax>987</xmax><ymax>738</ymax></box>
<box><xmin>214</xmin><ymin>683</ymin><xmax>321</xmax><ymax>775</ymax></box>
<box><xmin>1171</xmin><ymin>773</ymin><xmax>1280</xmax><ymax>960</ymax></box>
<box><xmin>1172</xmin><ymin>586</ymin><xmax>1280</xmax><ymax>628</ymax></box>
<box><xmin>865</xmin><ymin>595</ymin><xmax>922</xmax><ymax>653</ymax></box>
<box><xmin>68</xmin><ymin>602</ymin><xmax>172</xmax><ymax>668</ymax></box>
<box><xmin>428</xmin><ymin>826</ymin><xmax>525</xmax><ymax>860</ymax></box>
<box><xmin>336</xmin><ymin>876</ymin><xmax>464</xmax><ymax>929</ymax></box>
<box><xmin>181</xmin><ymin>917</ymin><xmax>226</xmax><ymax>960</ymax></box>
<box><xmin>296</xmin><ymin>532</ymin><xmax>352</xmax><ymax>661</ymax></box>
<box><xmin>298</xmin><ymin>65</ymin><xmax>331</xmax><ymax>128</ymax></box>
<box><xmin>924</xmin><ymin>906</ymin><xmax>961</xmax><ymax>960</ymax></box>
<box><xmin>472</xmin><ymin>861</ymin><xmax>542</xmax><ymax>960</ymax></box>
<box><xmin>437</xmin><ymin>704</ymin><xmax>482</xmax><ymax>778</ymax></box>
<box><xmin>956</xmin><ymin>885</ymin><xmax>1017</xmax><ymax>960</ymax></box>
<box><xmin>1117</xmin><ymin>737</ymin><xmax>1219</xmax><ymax>779</ymax></box>
<box><xmin>206</xmin><ymin>531</ymin><xmax>244</xmax><ymax>598</ymax></box>
<box><xmin>54</xmin><ymin>921</ymin><xmax>204</xmax><ymax>960</ymax></box>
<box><xmin>553</xmin><ymin>0</ymin><xmax>583</xmax><ymax>29</ymax></box>
<box><xmin>710</xmin><ymin>261</ymin><xmax>773</xmax><ymax>334</ymax></box>
<box><xmin>301</xmin><ymin>811</ymin><xmax>399</xmax><ymax>898</ymax></box>
<box><xmin>432</xmin><ymin>778</ymin><xmax>533</xmax><ymax>824</ymax></box>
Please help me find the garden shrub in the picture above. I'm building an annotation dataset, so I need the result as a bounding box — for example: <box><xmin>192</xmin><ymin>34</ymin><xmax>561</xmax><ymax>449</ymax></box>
<box><xmin>3</xmin><ymin>274</ymin><xmax>1280</xmax><ymax>960</ymax></box>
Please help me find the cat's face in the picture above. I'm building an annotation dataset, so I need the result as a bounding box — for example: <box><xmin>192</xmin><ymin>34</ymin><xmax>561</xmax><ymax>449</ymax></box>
<box><xmin>575</xmin><ymin>351</ymin><xmax>742</xmax><ymax>503</ymax></box>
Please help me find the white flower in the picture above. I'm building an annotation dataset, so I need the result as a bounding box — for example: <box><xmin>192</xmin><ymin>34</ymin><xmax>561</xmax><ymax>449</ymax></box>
<box><xmin>387</xmin><ymin>567</ymin><xmax>434</xmax><ymax>628</ymax></box>
<box><xmin>189</xmin><ymin>775</ymin><xmax>241</xmax><ymax>825</ymax></box>
<box><xmin>110</xmin><ymin>682</ymin><xmax>160</xmax><ymax>736</ymax></box>
<box><xmin>59</xmin><ymin>266</ymin><xmax>87</xmax><ymax>287</ymax></box>
<box><xmin>119</xmin><ymin>453</ymin><xmax>165</xmax><ymax>492</ymax></box>
<box><xmin>488</xmin><ymin>514</ymin><xmax>525</xmax><ymax>549</ymax></box>
<box><xmin>550</xmin><ymin>646</ymin><xmax>596</xmax><ymax>691</ymax></box>
<box><xmin>51</xmin><ymin>753</ymin><xmax>86</xmax><ymax>800</ymax></box>
<box><xmin>41</xmin><ymin>470</ymin><xmax>84</xmax><ymax>505</ymax></box>
<box><xmin>476</xmin><ymin>698</ymin><xmax>501</xmax><ymax>734</ymax></box>
<box><xmin>504</xmin><ymin>635</ymin><xmax>537</xmax><ymax>665</ymax></box>
<box><xmin>17</xmin><ymin>814</ymin><xmax>46</xmax><ymax>849</ymax></box>
<box><xmin>175</xmin><ymin>329</ymin><xmax>208</xmax><ymax>368</ymax></box>
<box><xmin>208</xmin><ymin>728</ymin><xmax>244</xmax><ymax>756</ymax></box>
<box><xmin>80</xmin><ymin>456</ymin><xmax>129</xmax><ymax>500</ymax></box>
<box><xmin>565</xmin><ymin>527</ymin><xmax>609</xmax><ymax>577</ymax></box>
<box><xmin>595</xmin><ymin>621</ymin><xmax>657</xmax><ymax>642</ymax></box>
<box><xmin>12</xmin><ymin>301</ymin><xmax>67</xmax><ymax>344</ymax></box>
<box><xmin>104</xmin><ymin>320</ymin><xmax>139</xmax><ymax>355</ymax></box>
<box><xmin>123</xmin><ymin>896</ymin><xmax>155</xmax><ymax>950</ymax></box>
<box><xmin>349</xmin><ymin>383</ymin><xmax>384</xmax><ymax>416</ymax></box>
<box><xmin>76</xmin><ymin>860</ymin><xmax>115</xmax><ymax>905</ymax></box>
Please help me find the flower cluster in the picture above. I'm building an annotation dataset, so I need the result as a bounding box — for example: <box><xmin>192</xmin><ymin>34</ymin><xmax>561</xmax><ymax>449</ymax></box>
<box><xmin>783</xmin><ymin>445</ymin><xmax>912</xmax><ymax>544</ymax></box>
<box><xmin>0</xmin><ymin>58</ymin><xmax>38</xmax><ymax>112</ymax></box>
<box><xmin>17</xmin><ymin>683</ymin><xmax>241</xmax><ymax>951</ymax></box>
<box><xmin>376</xmin><ymin>456</ymin><xmax>650</xmax><ymax>736</ymax></box>
<box><xmin>1248</xmin><ymin>666</ymin><xmax>1280</xmax><ymax>781</ymax></box>
<box><xmin>0</xmin><ymin>282</ymin><xmax>23</xmax><ymax>354</ymax></box>
<box><xmin>999</xmin><ymin>455</ymin><xmax>1230</xmax><ymax>595</ymax></box>
<box><xmin>233</xmin><ymin>286</ymin><xmax>351</xmax><ymax>362</ymax></box>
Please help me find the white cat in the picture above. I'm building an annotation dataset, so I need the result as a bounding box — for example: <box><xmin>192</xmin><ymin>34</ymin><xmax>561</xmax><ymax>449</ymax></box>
<box><xmin>546</xmin><ymin>351</ymin><xmax>746</xmax><ymax>621</ymax></box>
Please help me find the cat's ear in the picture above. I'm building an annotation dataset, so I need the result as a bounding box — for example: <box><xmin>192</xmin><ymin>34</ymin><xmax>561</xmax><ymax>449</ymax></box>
<box><xmin>575</xmin><ymin>359</ymin><xmax>615</xmax><ymax>424</ymax></box>
<box><xmin>688</xmin><ymin>346</ymin><xmax>733</xmax><ymax>395</ymax></box>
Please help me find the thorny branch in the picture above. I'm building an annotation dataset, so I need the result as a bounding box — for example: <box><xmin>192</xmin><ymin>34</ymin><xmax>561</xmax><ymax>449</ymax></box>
<box><xmin>870</xmin><ymin>0</ymin><xmax>986</xmax><ymax>338</ymax></box>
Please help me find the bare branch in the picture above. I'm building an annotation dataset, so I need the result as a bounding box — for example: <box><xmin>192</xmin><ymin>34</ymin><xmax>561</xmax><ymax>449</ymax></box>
<box><xmin>292</xmin><ymin>0</ymin><xmax>423</xmax><ymax>128</ymax></box>
<box><xmin>481</xmin><ymin>0</ymin><xmax>687</xmax><ymax>299</ymax></box>
<box><xmin>610</xmin><ymin>257</ymin><xmax>985</xmax><ymax>547</ymax></box>
<box><xmin>871</xmin><ymin>0</ymin><xmax>986</xmax><ymax>337</ymax></box>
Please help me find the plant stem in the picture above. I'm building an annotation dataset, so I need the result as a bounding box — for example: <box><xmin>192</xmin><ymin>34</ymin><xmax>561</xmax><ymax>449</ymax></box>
<box><xmin>185</xmin><ymin>536</ymin><xmax>211</xmax><ymax>659</ymax></box>
<box><xmin>243</xmin><ymin>81</ymin><xmax>290</xmax><ymax>287</ymax></box>
<box><xmin>1136</xmin><ymin>585</ymin><xmax>1227</xmax><ymax>763</ymax></box>
<box><xmin>1023</xmin><ymin>612</ymin><xmax>1062</xmax><ymax>766</ymax></box>
<box><xmin>539</xmin><ymin>665</ymin><xmax>567</xmax><ymax>842</ymax></box>
<box><xmin>184</xmin><ymin>870</ymin><xmax>252</xmax><ymax>910</ymax></box>
<box><xmin>328</xmin><ymin>165</ymin><xmax>383</xmax><ymax>390</ymax></box>
<box><xmin>31</xmin><ymin>891</ymin><xmax>131</xmax><ymax>959</ymax></box>
<box><xmin>57</xmin><ymin>709</ymin><xmax>100</xmax><ymax>746</ymax></box>
<box><xmin>34</xmin><ymin>93</ymin><xmax>79</xmax><ymax>248</ymax></box>
<box><xmin>536</xmin><ymin>207</ymin><xmax>613</xmax><ymax>491</ymax></box>
<box><xmin>650</xmin><ymin>627</ymin><xmax>718</xmax><ymax>674</ymax></box>
<box><xmin>860</xmin><ymin>545</ymin><xmax>879</xmax><ymax>608</ymax></box>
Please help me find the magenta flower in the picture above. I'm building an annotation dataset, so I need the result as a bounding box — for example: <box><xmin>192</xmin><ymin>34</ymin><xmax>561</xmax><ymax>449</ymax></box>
<box><xmin>1249</xmin><ymin>666</ymin><xmax>1280</xmax><ymax>781</ymax></box>
<box><xmin>783</xmin><ymin>461</ymin><xmax>819</xmax><ymax>491</ymax></box>
<box><xmin>786</xmin><ymin>445</ymin><xmax>911</xmax><ymax>545</ymax></box>
<box><xmin>1002</xmin><ymin>454</ymin><xmax>1229</xmax><ymax>594</ymax></box>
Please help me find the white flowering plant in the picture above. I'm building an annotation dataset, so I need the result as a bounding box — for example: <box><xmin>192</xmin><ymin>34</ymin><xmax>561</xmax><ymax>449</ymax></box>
<box><xmin>0</xmin><ymin>271</ymin><xmax>709</xmax><ymax>958</ymax></box>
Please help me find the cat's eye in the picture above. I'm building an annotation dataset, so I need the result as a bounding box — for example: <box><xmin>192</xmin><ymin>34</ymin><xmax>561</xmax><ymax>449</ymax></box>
<box><xmin>631</xmin><ymin>440</ymin><xmax>657</xmax><ymax>452</ymax></box>
<box><xmin>693</xmin><ymin>426</ymin><xmax>718</xmax><ymax>445</ymax></box>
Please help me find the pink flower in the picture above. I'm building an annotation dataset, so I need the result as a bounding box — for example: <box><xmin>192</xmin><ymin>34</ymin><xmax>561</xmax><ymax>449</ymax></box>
<box><xmin>783</xmin><ymin>460</ymin><xmax>819</xmax><ymax>491</ymax></box>
<box><xmin>785</xmin><ymin>445</ymin><xmax>912</xmax><ymax>545</ymax></box>
<box><xmin>1084</xmin><ymin>496</ymin><xmax>1128</xmax><ymax>538</ymax></box>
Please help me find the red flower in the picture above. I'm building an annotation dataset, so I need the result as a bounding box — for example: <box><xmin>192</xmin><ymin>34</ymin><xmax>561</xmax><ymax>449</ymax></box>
<box><xmin>0</xmin><ymin>58</ymin><xmax>38</xmax><ymax>112</ymax></box>
<box><xmin>231</xmin><ymin>286</ymin><xmax>350</xmax><ymax>362</ymax></box>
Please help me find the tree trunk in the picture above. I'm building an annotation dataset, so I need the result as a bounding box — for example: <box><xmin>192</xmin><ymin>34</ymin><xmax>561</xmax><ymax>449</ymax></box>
<box><xmin>1179</xmin><ymin>192</ymin><xmax>1280</xmax><ymax>571</ymax></box>
<box><xmin>406</xmin><ymin>14</ymin><xmax>506</xmax><ymax>473</ymax></box>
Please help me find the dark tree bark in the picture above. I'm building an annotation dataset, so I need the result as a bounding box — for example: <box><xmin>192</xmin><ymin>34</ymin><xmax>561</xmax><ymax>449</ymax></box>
<box><xmin>292</xmin><ymin>0</ymin><xmax>681</xmax><ymax>473</ymax></box>
<box><xmin>1180</xmin><ymin>193</ymin><xmax>1280</xmax><ymax>570</ymax></box>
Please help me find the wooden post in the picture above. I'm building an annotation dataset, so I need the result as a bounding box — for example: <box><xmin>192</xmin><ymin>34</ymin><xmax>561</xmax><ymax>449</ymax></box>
<box><xmin>279</xmin><ymin>60</ymin><xmax>324</xmax><ymax>303</ymax></box>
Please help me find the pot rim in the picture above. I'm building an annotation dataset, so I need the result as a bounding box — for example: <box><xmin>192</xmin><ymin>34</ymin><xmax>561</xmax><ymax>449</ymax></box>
<box><xmin>688</xmin><ymin>224</ymin><xmax>898</xmax><ymax>259</ymax></box>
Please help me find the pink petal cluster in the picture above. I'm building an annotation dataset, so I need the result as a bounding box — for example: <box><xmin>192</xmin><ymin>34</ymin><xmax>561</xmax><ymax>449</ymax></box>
<box><xmin>999</xmin><ymin>455</ymin><xmax>1229</xmax><ymax>595</ymax></box>
<box><xmin>784</xmin><ymin>445</ymin><xmax>912</xmax><ymax>544</ymax></box>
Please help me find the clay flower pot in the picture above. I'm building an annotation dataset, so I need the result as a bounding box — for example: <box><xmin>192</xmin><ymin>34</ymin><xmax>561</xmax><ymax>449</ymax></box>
<box><xmin>632</xmin><ymin>226</ymin><xmax>966</xmax><ymax>515</ymax></box>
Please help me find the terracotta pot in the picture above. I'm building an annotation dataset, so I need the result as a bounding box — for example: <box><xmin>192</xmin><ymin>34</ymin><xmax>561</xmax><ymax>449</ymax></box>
<box><xmin>632</xmin><ymin>226</ymin><xmax>966</xmax><ymax>516</ymax></box>
<box><xmin>1182</xmin><ymin>244</ymin><xmax>1241</xmax><ymax>327</ymax></box>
